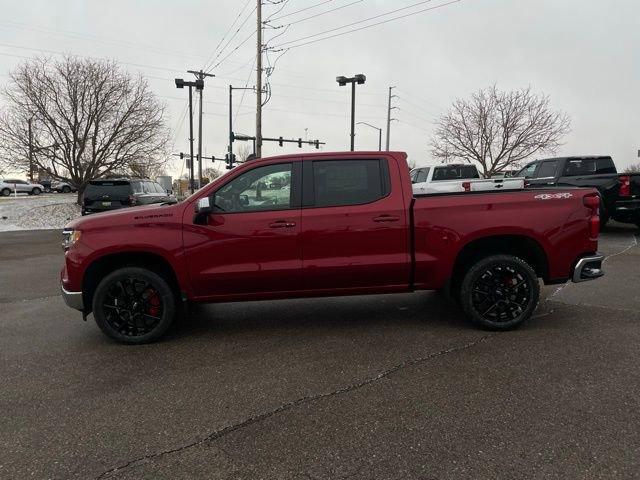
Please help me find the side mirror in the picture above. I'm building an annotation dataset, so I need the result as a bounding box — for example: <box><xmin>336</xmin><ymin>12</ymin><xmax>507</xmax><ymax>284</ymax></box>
<box><xmin>194</xmin><ymin>196</ymin><xmax>213</xmax><ymax>225</ymax></box>
<box><xmin>196</xmin><ymin>196</ymin><xmax>212</xmax><ymax>214</ymax></box>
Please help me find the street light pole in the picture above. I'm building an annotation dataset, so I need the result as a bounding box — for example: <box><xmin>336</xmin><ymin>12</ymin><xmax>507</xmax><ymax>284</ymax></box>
<box><xmin>350</xmin><ymin>81</ymin><xmax>356</xmax><ymax>151</ymax></box>
<box><xmin>356</xmin><ymin>122</ymin><xmax>383</xmax><ymax>151</ymax></box>
<box><xmin>336</xmin><ymin>74</ymin><xmax>366</xmax><ymax>152</ymax></box>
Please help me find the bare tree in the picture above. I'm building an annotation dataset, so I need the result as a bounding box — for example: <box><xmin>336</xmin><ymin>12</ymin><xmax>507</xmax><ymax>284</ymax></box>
<box><xmin>0</xmin><ymin>56</ymin><xmax>170</xmax><ymax>201</ymax></box>
<box><xmin>236</xmin><ymin>143</ymin><xmax>253</xmax><ymax>163</ymax></box>
<box><xmin>624</xmin><ymin>163</ymin><xmax>640</xmax><ymax>174</ymax></box>
<box><xmin>202</xmin><ymin>166</ymin><xmax>223</xmax><ymax>182</ymax></box>
<box><xmin>430</xmin><ymin>85</ymin><xmax>571</xmax><ymax>177</ymax></box>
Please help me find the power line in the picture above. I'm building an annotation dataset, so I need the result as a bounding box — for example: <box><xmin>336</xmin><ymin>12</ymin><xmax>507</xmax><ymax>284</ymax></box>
<box><xmin>269</xmin><ymin>0</ymin><xmax>462</xmax><ymax>50</ymax></box>
<box><xmin>0</xmin><ymin>19</ymin><xmax>209</xmax><ymax>62</ymax></box>
<box><xmin>267</xmin><ymin>0</ymin><xmax>365</xmax><ymax>28</ymax></box>
<box><xmin>202</xmin><ymin>0</ymin><xmax>254</xmax><ymax>69</ymax></box>
<box><xmin>235</xmin><ymin>56</ymin><xmax>257</xmax><ymax>125</ymax></box>
<box><xmin>267</xmin><ymin>0</ymin><xmax>336</xmax><ymax>22</ymax></box>
<box><xmin>208</xmin><ymin>28</ymin><xmax>256</xmax><ymax>72</ymax></box>
<box><xmin>205</xmin><ymin>5</ymin><xmax>257</xmax><ymax>72</ymax></box>
<box><xmin>396</xmin><ymin>88</ymin><xmax>444</xmax><ymax>112</ymax></box>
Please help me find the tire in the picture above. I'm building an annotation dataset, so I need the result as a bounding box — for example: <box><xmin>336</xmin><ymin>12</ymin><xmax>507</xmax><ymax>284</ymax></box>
<box><xmin>459</xmin><ymin>254</ymin><xmax>540</xmax><ymax>331</ymax></box>
<box><xmin>32</xmin><ymin>188</ymin><xmax>41</xmax><ymax>196</ymax></box>
<box><xmin>62</xmin><ymin>186</ymin><xmax>71</xmax><ymax>194</ymax></box>
<box><xmin>1</xmin><ymin>188</ymin><xmax>10</xmax><ymax>196</ymax></box>
<box><xmin>92</xmin><ymin>267</ymin><xmax>176</xmax><ymax>344</ymax></box>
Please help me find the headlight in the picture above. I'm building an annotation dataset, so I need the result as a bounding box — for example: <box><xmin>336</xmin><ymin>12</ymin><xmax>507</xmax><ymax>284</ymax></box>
<box><xmin>62</xmin><ymin>229</ymin><xmax>81</xmax><ymax>251</ymax></box>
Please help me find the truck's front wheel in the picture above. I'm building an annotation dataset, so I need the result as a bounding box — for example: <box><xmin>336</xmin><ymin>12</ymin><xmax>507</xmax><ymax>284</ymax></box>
<box><xmin>459</xmin><ymin>255</ymin><xmax>539</xmax><ymax>330</ymax></box>
<box><xmin>92</xmin><ymin>267</ymin><xmax>176</xmax><ymax>344</ymax></box>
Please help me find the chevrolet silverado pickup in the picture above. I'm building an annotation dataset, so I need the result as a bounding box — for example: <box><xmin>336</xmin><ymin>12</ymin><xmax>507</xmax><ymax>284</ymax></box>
<box><xmin>60</xmin><ymin>151</ymin><xmax>604</xmax><ymax>344</ymax></box>
<box><xmin>517</xmin><ymin>156</ymin><xmax>640</xmax><ymax>228</ymax></box>
<box><xmin>410</xmin><ymin>164</ymin><xmax>524</xmax><ymax>194</ymax></box>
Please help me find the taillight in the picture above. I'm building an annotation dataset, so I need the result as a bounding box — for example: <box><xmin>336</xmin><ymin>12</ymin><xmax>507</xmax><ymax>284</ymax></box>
<box><xmin>583</xmin><ymin>194</ymin><xmax>600</xmax><ymax>238</ymax></box>
<box><xmin>619</xmin><ymin>175</ymin><xmax>631</xmax><ymax>197</ymax></box>
<box><xmin>129</xmin><ymin>195</ymin><xmax>137</xmax><ymax>206</ymax></box>
<box><xmin>462</xmin><ymin>181</ymin><xmax>471</xmax><ymax>192</ymax></box>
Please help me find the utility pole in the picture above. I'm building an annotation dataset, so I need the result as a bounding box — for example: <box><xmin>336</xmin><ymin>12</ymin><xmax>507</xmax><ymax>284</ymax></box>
<box><xmin>228</xmin><ymin>85</ymin><xmax>254</xmax><ymax>169</ymax></box>
<box><xmin>27</xmin><ymin>117</ymin><xmax>34</xmax><ymax>181</ymax></box>
<box><xmin>386</xmin><ymin>86</ymin><xmax>398</xmax><ymax>151</ymax></box>
<box><xmin>188</xmin><ymin>70</ymin><xmax>215</xmax><ymax>189</ymax></box>
<box><xmin>188</xmin><ymin>86</ymin><xmax>195</xmax><ymax>193</ymax></box>
<box><xmin>256</xmin><ymin>0</ymin><xmax>263</xmax><ymax>158</ymax></box>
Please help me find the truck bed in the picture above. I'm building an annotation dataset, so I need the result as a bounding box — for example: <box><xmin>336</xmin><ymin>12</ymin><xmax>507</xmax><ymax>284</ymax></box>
<box><xmin>410</xmin><ymin>187</ymin><xmax>599</xmax><ymax>289</ymax></box>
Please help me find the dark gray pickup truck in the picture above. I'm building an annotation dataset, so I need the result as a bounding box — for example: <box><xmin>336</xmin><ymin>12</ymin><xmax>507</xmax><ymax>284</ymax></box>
<box><xmin>517</xmin><ymin>156</ymin><xmax>640</xmax><ymax>228</ymax></box>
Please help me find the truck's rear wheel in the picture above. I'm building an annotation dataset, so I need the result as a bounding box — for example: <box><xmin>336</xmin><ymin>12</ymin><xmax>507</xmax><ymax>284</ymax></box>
<box><xmin>92</xmin><ymin>267</ymin><xmax>176</xmax><ymax>344</ymax></box>
<box><xmin>459</xmin><ymin>255</ymin><xmax>539</xmax><ymax>330</ymax></box>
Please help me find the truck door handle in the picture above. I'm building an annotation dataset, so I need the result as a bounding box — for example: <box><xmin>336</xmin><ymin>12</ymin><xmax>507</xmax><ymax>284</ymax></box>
<box><xmin>269</xmin><ymin>220</ymin><xmax>296</xmax><ymax>228</ymax></box>
<box><xmin>373</xmin><ymin>215</ymin><xmax>400</xmax><ymax>223</ymax></box>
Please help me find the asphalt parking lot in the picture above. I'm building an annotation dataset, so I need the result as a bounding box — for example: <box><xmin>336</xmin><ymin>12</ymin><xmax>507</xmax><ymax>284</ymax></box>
<box><xmin>1</xmin><ymin>224</ymin><xmax>639</xmax><ymax>479</ymax></box>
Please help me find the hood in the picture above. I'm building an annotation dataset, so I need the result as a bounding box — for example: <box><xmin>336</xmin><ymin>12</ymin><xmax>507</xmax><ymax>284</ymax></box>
<box><xmin>65</xmin><ymin>202</ymin><xmax>182</xmax><ymax>230</ymax></box>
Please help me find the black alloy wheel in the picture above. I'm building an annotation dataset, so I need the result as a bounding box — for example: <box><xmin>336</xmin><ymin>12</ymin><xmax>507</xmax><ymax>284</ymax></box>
<box><xmin>92</xmin><ymin>267</ymin><xmax>176</xmax><ymax>344</ymax></box>
<box><xmin>1</xmin><ymin>188</ymin><xmax>10</xmax><ymax>196</ymax></box>
<box><xmin>460</xmin><ymin>255</ymin><xmax>540</xmax><ymax>330</ymax></box>
<box><xmin>32</xmin><ymin>188</ymin><xmax>41</xmax><ymax>195</ymax></box>
<box><xmin>62</xmin><ymin>186</ymin><xmax>71</xmax><ymax>193</ymax></box>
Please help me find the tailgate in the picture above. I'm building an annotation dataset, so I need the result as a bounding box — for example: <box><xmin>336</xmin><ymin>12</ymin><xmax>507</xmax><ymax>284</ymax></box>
<box><xmin>469</xmin><ymin>178</ymin><xmax>525</xmax><ymax>191</ymax></box>
<box><xmin>83</xmin><ymin>181</ymin><xmax>131</xmax><ymax>208</ymax></box>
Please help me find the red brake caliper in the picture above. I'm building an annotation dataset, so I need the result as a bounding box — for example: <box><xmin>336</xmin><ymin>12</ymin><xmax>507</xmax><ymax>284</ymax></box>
<box><xmin>147</xmin><ymin>290</ymin><xmax>161</xmax><ymax>316</ymax></box>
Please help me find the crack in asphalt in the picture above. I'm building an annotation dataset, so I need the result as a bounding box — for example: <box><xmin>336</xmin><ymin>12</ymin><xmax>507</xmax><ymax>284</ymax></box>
<box><xmin>95</xmin><ymin>334</ymin><xmax>492</xmax><ymax>479</ymax></box>
<box><xmin>0</xmin><ymin>294</ymin><xmax>61</xmax><ymax>305</ymax></box>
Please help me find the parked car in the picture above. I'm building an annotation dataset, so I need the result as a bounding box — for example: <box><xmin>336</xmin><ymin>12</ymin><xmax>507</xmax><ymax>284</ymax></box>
<box><xmin>410</xmin><ymin>164</ymin><xmax>524</xmax><ymax>194</ymax></box>
<box><xmin>52</xmin><ymin>181</ymin><xmax>77</xmax><ymax>194</ymax></box>
<box><xmin>516</xmin><ymin>156</ymin><xmax>640</xmax><ymax>227</ymax></box>
<box><xmin>61</xmin><ymin>151</ymin><xmax>604</xmax><ymax>344</ymax></box>
<box><xmin>81</xmin><ymin>178</ymin><xmax>175</xmax><ymax>215</ymax></box>
<box><xmin>38</xmin><ymin>179</ymin><xmax>53</xmax><ymax>193</ymax></box>
<box><xmin>0</xmin><ymin>178</ymin><xmax>45</xmax><ymax>196</ymax></box>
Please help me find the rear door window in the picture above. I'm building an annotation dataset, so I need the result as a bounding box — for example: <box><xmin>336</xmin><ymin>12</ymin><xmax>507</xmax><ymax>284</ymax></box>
<box><xmin>312</xmin><ymin>159</ymin><xmax>389</xmax><ymax>207</ymax></box>
<box><xmin>563</xmin><ymin>157</ymin><xmax>616</xmax><ymax>176</ymax></box>
<box><xmin>415</xmin><ymin>168</ymin><xmax>430</xmax><ymax>183</ymax></box>
<box><xmin>432</xmin><ymin>165</ymin><xmax>479</xmax><ymax>181</ymax></box>
<box><xmin>518</xmin><ymin>163</ymin><xmax>538</xmax><ymax>178</ymax></box>
<box><xmin>536</xmin><ymin>160</ymin><xmax>558</xmax><ymax>178</ymax></box>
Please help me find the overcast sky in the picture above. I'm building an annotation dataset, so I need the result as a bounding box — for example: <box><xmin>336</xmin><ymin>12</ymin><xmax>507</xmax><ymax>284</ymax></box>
<box><xmin>1</xmin><ymin>0</ymin><xmax>639</xmax><ymax>178</ymax></box>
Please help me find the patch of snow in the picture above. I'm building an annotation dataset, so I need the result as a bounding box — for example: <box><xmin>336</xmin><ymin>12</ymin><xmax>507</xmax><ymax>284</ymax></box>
<box><xmin>0</xmin><ymin>194</ymin><xmax>81</xmax><ymax>231</ymax></box>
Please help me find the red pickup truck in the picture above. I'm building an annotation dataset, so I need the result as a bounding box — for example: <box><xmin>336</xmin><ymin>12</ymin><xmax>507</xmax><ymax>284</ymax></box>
<box><xmin>60</xmin><ymin>152</ymin><xmax>604</xmax><ymax>344</ymax></box>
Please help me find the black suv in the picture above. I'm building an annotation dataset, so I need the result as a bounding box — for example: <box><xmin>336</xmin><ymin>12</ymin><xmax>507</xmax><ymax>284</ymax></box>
<box><xmin>82</xmin><ymin>179</ymin><xmax>175</xmax><ymax>215</ymax></box>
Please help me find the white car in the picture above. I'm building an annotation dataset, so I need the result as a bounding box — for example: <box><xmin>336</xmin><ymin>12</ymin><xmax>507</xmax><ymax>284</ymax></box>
<box><xmin>410</xmin><ymin>165</ymin><xmax>524</xmax><ymax>194</ymax></box>
<box><xmin>0</xmin><ymin>178</ymin><xmax>45</xmax><ymax>196</ymax></box>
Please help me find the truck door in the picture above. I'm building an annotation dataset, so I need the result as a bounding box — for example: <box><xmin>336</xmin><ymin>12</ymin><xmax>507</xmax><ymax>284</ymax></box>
<box><xmin>183</xmin><ymin>161</ymin><xmax>303</xmax><ymax>299</ymax></box>
<box><xmin>526</xmin><ymin>160</ymin><xmax>559</xmax><ymax>187</ymax></box>
<box><xmin>300</xmin><ymin>157</ymin><xmax>410</xmax><ymax>291</ymax></box>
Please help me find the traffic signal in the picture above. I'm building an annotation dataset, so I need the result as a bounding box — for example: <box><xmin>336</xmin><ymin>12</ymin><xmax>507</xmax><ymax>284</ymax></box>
<box><xmin>314</xmin><ymin>140</ymin><xmax>320</xmax><ymax>149</ymax></box>
<box><xmin>179</xmin><ymin>152</ymin><xmax>184</xmax><ymax>159</ymax></box>
<box><xmin>298</xmin><ymin>138</ymin><xmax>302</xmax><ymax>148</ymax></box>
<box><xmin>278</xmin><ymin>136</ymin><xmax>283</xmax><ymax>147</ymax></box>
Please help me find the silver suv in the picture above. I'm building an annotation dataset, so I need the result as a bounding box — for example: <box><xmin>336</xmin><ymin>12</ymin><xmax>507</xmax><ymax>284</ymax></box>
<box><xmin>0</xmin><ymin>178</ymin><xmax>45</xmax><ymax>196</ymax></box>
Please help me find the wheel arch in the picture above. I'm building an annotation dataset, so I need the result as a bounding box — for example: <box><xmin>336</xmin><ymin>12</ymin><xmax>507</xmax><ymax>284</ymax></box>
<box><xmin>451</xmin><ymin>234</ymin><xmax>549</xmax><ymax>285</ymax></box>
<box><xmin>82</xmin><ymin>251</ymin><xmax>182</xmax><ymax>314</ymax></box>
